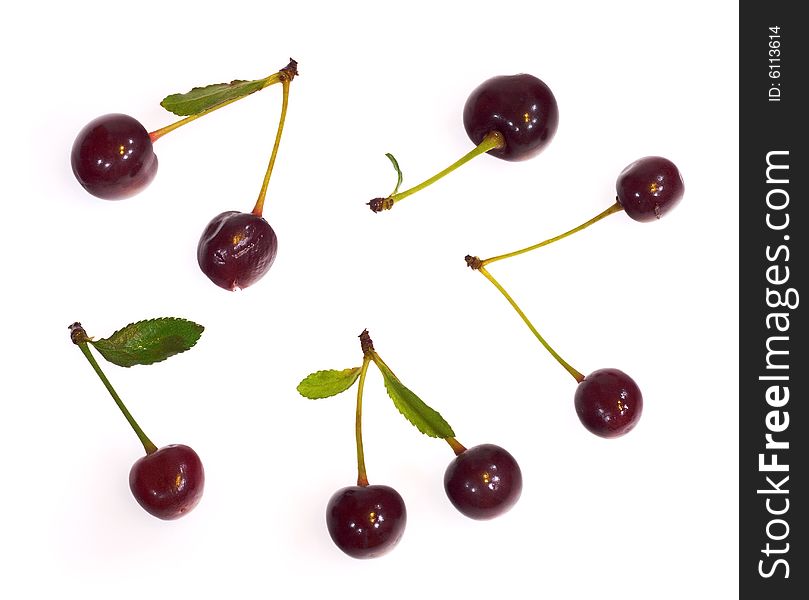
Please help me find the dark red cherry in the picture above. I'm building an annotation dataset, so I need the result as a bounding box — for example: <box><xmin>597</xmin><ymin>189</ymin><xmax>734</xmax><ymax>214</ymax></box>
<box><xmin>197</xmin><ymin>211</ymin><xmax>278</xmax><ymax>291</ymax></box>
<box><xmin>71</xmin><ymin>113</ymin><xmax>158</xmax><ymax>200</ymax></box>
<box><xmin>129</xmin><ymin>444</ymin><xmax>204</xmax><ymax>520</ymax></box>
<box><xmin>326</xmin><ymin>484</ymin><xmax>407</xmax><ymax>559</ymax></box>
<box><xmin>463</xmin><ymin>74</ymin><xmax>558</xmax><ymax>162</ymax></box>
<box><xmin>616</xmin><ymin>156</ymin><xmax>684</xmax><ymax>222</ymax></box>
<box><xmin>444</xmin><ymin>444</ymin><xmax>522</xmax><ymax>520</ymax></box>
<box><xmin>574</xmin><ymin>368</ymin><xmax>643</xmax><ymax>438</ymax></box>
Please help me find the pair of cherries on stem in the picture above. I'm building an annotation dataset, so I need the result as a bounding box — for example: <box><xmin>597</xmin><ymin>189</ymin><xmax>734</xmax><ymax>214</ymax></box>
<box><xmin>299</xmin><ymin>330</ymin><xmax>522</xmax><ymax>559</ymax></box>
<box><xmin>69</xmin><ymin>321</ymin><xmax>204</xmax><ymax>519</ymax></box>
<box><xmin>465</xmin><ymin>155</ymin><xmax>685</xmax><ymax>437</ymax></box>
<box><xmin>70</xmin><ymin>59</ymin><xmax>299</xmax><ymax>291</ymax></box>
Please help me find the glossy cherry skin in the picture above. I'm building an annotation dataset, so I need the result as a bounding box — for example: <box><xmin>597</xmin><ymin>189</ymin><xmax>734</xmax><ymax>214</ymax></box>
<box><xmin>71</xmin><ymin>113</ymin><xmax>158</xmax><ymax>200</ymax></box>
<box><xmin>616</xmin><ymin>156</ymin><xmax>684</xmax><ymax>222</ymax></box>
<box><xmin>326</xmin><ymin>485</ymin><xmax>407</xmax><ymax>559</ymax></box>
<box><xmin>575</xmin><ymin>368</ymin><xmax>643</xmax><ymax>438</ymax></box>
<box><xmin>129</xmin><ymin>444</ymin><xmax>204</xmax><ymax>520</ymax></box>
<box><xmin>444</xmin><ymin>444</ymin><xmax>522</xmax><ymax>520</ymax></box>
<box><xmin>463</xmin><ymin>74</ymin><xmax>558</xmax><ymax>161</ymax></box>
<box><xmin>197</xmin><ymin>211</ymin><xmax>278</xmax><ymax>291</ymax></box>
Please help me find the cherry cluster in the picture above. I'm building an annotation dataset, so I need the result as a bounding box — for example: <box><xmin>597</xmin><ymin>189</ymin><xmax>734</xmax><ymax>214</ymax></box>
<box><xmin>368</xmin><ymin>73</ymin><xmax>684</xmax><ymax>439</ymax></box>
<box><xmin>68</xmin><ymin>62</ymin><xmax>684</xmax><ymax>558</ymax></box>
<box><xmin>309</xmin><ymin>70</ymin><xmax>683</xmax><ymax>555</ymax></box>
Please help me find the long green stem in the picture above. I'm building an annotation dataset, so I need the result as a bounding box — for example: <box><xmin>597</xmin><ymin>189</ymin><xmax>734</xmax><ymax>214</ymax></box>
<box><xmin>476</xmin><ymin>267</ymin><xmax>584</xmax><ymax>382</ymax></box>
<box><xmin>70</xmin><ymin>324</ymin><xmax>158</xmax><ymax>454</ymax></box>
<box><xmin>355</xmin><ymin>356</ymin><xmax>372</xmax><ymax>487</ymax></box>
<box><xmin>482</xmin><ymin>202</ymin><xmax>624</xmax><ymax>266</ymax></box>
<box><xmin>252</xmin><ymin>75</ymin><xmax>292</xmax><ymax>217</ymax></box>
<box><xmin>392</xmin><ymin>131</ymin><xmax>504</xmax><ymax>203</ymax></box>
<box><xmin>149</xmin><ymin>72</ymin><xmax>286</xmax><ymax>143</ymax></box>
<box><xmin>370</xmin><ymin>130</ymin><xmax>504</xmax><ymax>212</ymax></box>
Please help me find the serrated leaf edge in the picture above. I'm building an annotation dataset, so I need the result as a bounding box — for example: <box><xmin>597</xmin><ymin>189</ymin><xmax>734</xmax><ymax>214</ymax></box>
<box><xmin>377</xmin><ymin>363</ymin><xmax>455</xmax><ymax>439</ymax></box>
<box><xmin>296</xmin><ymin>368</ymin><xmax>362</xmax><ymax>399</ymax></box>
<box><xmin>90</xmin><ymin>317</ymin><xmax>204</xmax><ymax>367</ymax></box>
<box><xmin>98</xmin><ymin>317</ymin><xmax>204</xmax><ymax>343</ymax></box>
<box><xmin>160</xmin><ymin>78</ymin><xmax>266</xmax><ymax>116</ymax></box>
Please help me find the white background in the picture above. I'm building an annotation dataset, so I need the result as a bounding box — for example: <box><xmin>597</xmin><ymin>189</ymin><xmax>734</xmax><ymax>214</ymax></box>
<box><xmin>2</xmin><ymin>1</ymin><xmax>738</xmax><ymax>598</ymax></box>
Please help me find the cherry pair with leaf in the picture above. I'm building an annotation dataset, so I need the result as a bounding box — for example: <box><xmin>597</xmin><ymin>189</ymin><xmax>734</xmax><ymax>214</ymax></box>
<box><xmin>368</xmin><ymin>73</ymin><xmax>558</xmax><ymax>212</ymax></box>
<box><xmin>71</xmin><ymin>59</ymin><xmax>299</xmax><ymax>291</ymax></box>
<box><xmin>464</xmin><ymin>156</ymin><xmax>685</xmax><ymax>438</ymax></box>
<box><xmin>69</xmin><ymin>318</ymin><xmax>205</xmax><ymax>520</ymax></box>
<box><xmin>297</xmin><ymin>330</ymin><xmax>522</xmax><ymax>559</ymax></box>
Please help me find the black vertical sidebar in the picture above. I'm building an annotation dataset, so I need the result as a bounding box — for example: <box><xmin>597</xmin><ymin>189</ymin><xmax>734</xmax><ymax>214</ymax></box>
<box><xmin>740</xmin><ymin>2</ymin><xmax>806</xmax><ymax>598</ymax></box>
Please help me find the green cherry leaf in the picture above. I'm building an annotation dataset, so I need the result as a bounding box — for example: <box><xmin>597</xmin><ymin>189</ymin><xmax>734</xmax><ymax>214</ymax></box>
<box><xmin>90</xmin><ymin>318</ymin><xmax>204</xmax><ymax>367</ymax></box>
<box><xmin>160</xmin><ymin>78</ymin><xmax>269</xmax><ymax>116</ymax></box>
<box><xmin>297</xmin><ymin>368</ymin><xmax>362</xmax><ymax>399</ymax></box>
<box><xmin>375</xmin><ymin>360</ymin><xmax>455</xmax><ymax>439</ymax></box>
<box><xmin>385</xmin><ymin>153</ymin><xmax>403</xmax><ymax>196</ymax></box>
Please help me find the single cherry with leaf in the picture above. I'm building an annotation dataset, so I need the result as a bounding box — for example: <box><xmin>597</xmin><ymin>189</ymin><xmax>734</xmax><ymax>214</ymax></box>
<box><xmin>69</xmin><ymin>317</ymin><xmax>206</xmax><ymax>520</ymax></box>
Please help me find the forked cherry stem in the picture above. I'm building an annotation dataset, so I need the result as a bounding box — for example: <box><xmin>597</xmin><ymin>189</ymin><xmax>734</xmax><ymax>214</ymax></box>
<box><xmin>69</xmin><ymin>323</ymin><xmax>158</xmax><ymax>454</ymax></box>
<box><xmin>359</xmin><ymin>330</ymin><xmax>468</xmax><ymax>456</ymax></box>
<box><xmin>466</xmin><ymin>201</ymin><xmax>623</xmax><ymax>379</ymax></box>
<box><xmin>369</xmin><ymin>130</ymin><xmax>504</xmax><ymax>212</ymax></box>
<box><xmin>481</xmin><ymin>201</ymin><xmax>623</xmax><ymax>267</ymax></box>
<box><xmin>148</xmin><ymin>59</ymin><xmax>297</xmax><ymax>144</ymax></box>
<box><xmin>465</xmin><ymin>267</ymin><xmax>585</xmax><ymax>383</ymax></box>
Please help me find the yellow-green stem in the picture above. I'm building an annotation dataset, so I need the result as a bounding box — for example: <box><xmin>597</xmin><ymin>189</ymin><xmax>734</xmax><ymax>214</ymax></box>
<box><xmin>74</xmin><ymin>339</ymin><xmax>158</xmax><ymax>454</ymax></box>
<box><xmin>446</xmin><ymin>437</ymin><xmax>467</xmax><ymax>456</ymax></box>
<box><xmin>369</xmin><ymin>350</ymin><xmax>391</xmax><ymax>374</ymax></box>
<box><xmin>482</xmin><ymin>202</ymin><xmax>624</xmax><ymax>266</ymax></box>
<box><xmin>252</xmin><ymin>76</ymin><xmax>291</xmax><ymax>217</ymax></box>
<box><xmin>355</xmin><ymin>356</ymin><xmax>372</xmax><ymax>487</ymax></box>
<box><xmin>389</xmin><ymin>130</ymin><xmax>505</xmax><ymax>205</ymax></box>
<box><xmin>149</xmin><ymin>72</ymin><xmax>284</xmax><ymax>143</ymax></box>
<box><xmin>477</xmin><ymin>267</ymin><xmax>585</xmax><ymax>382</ymax></box>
